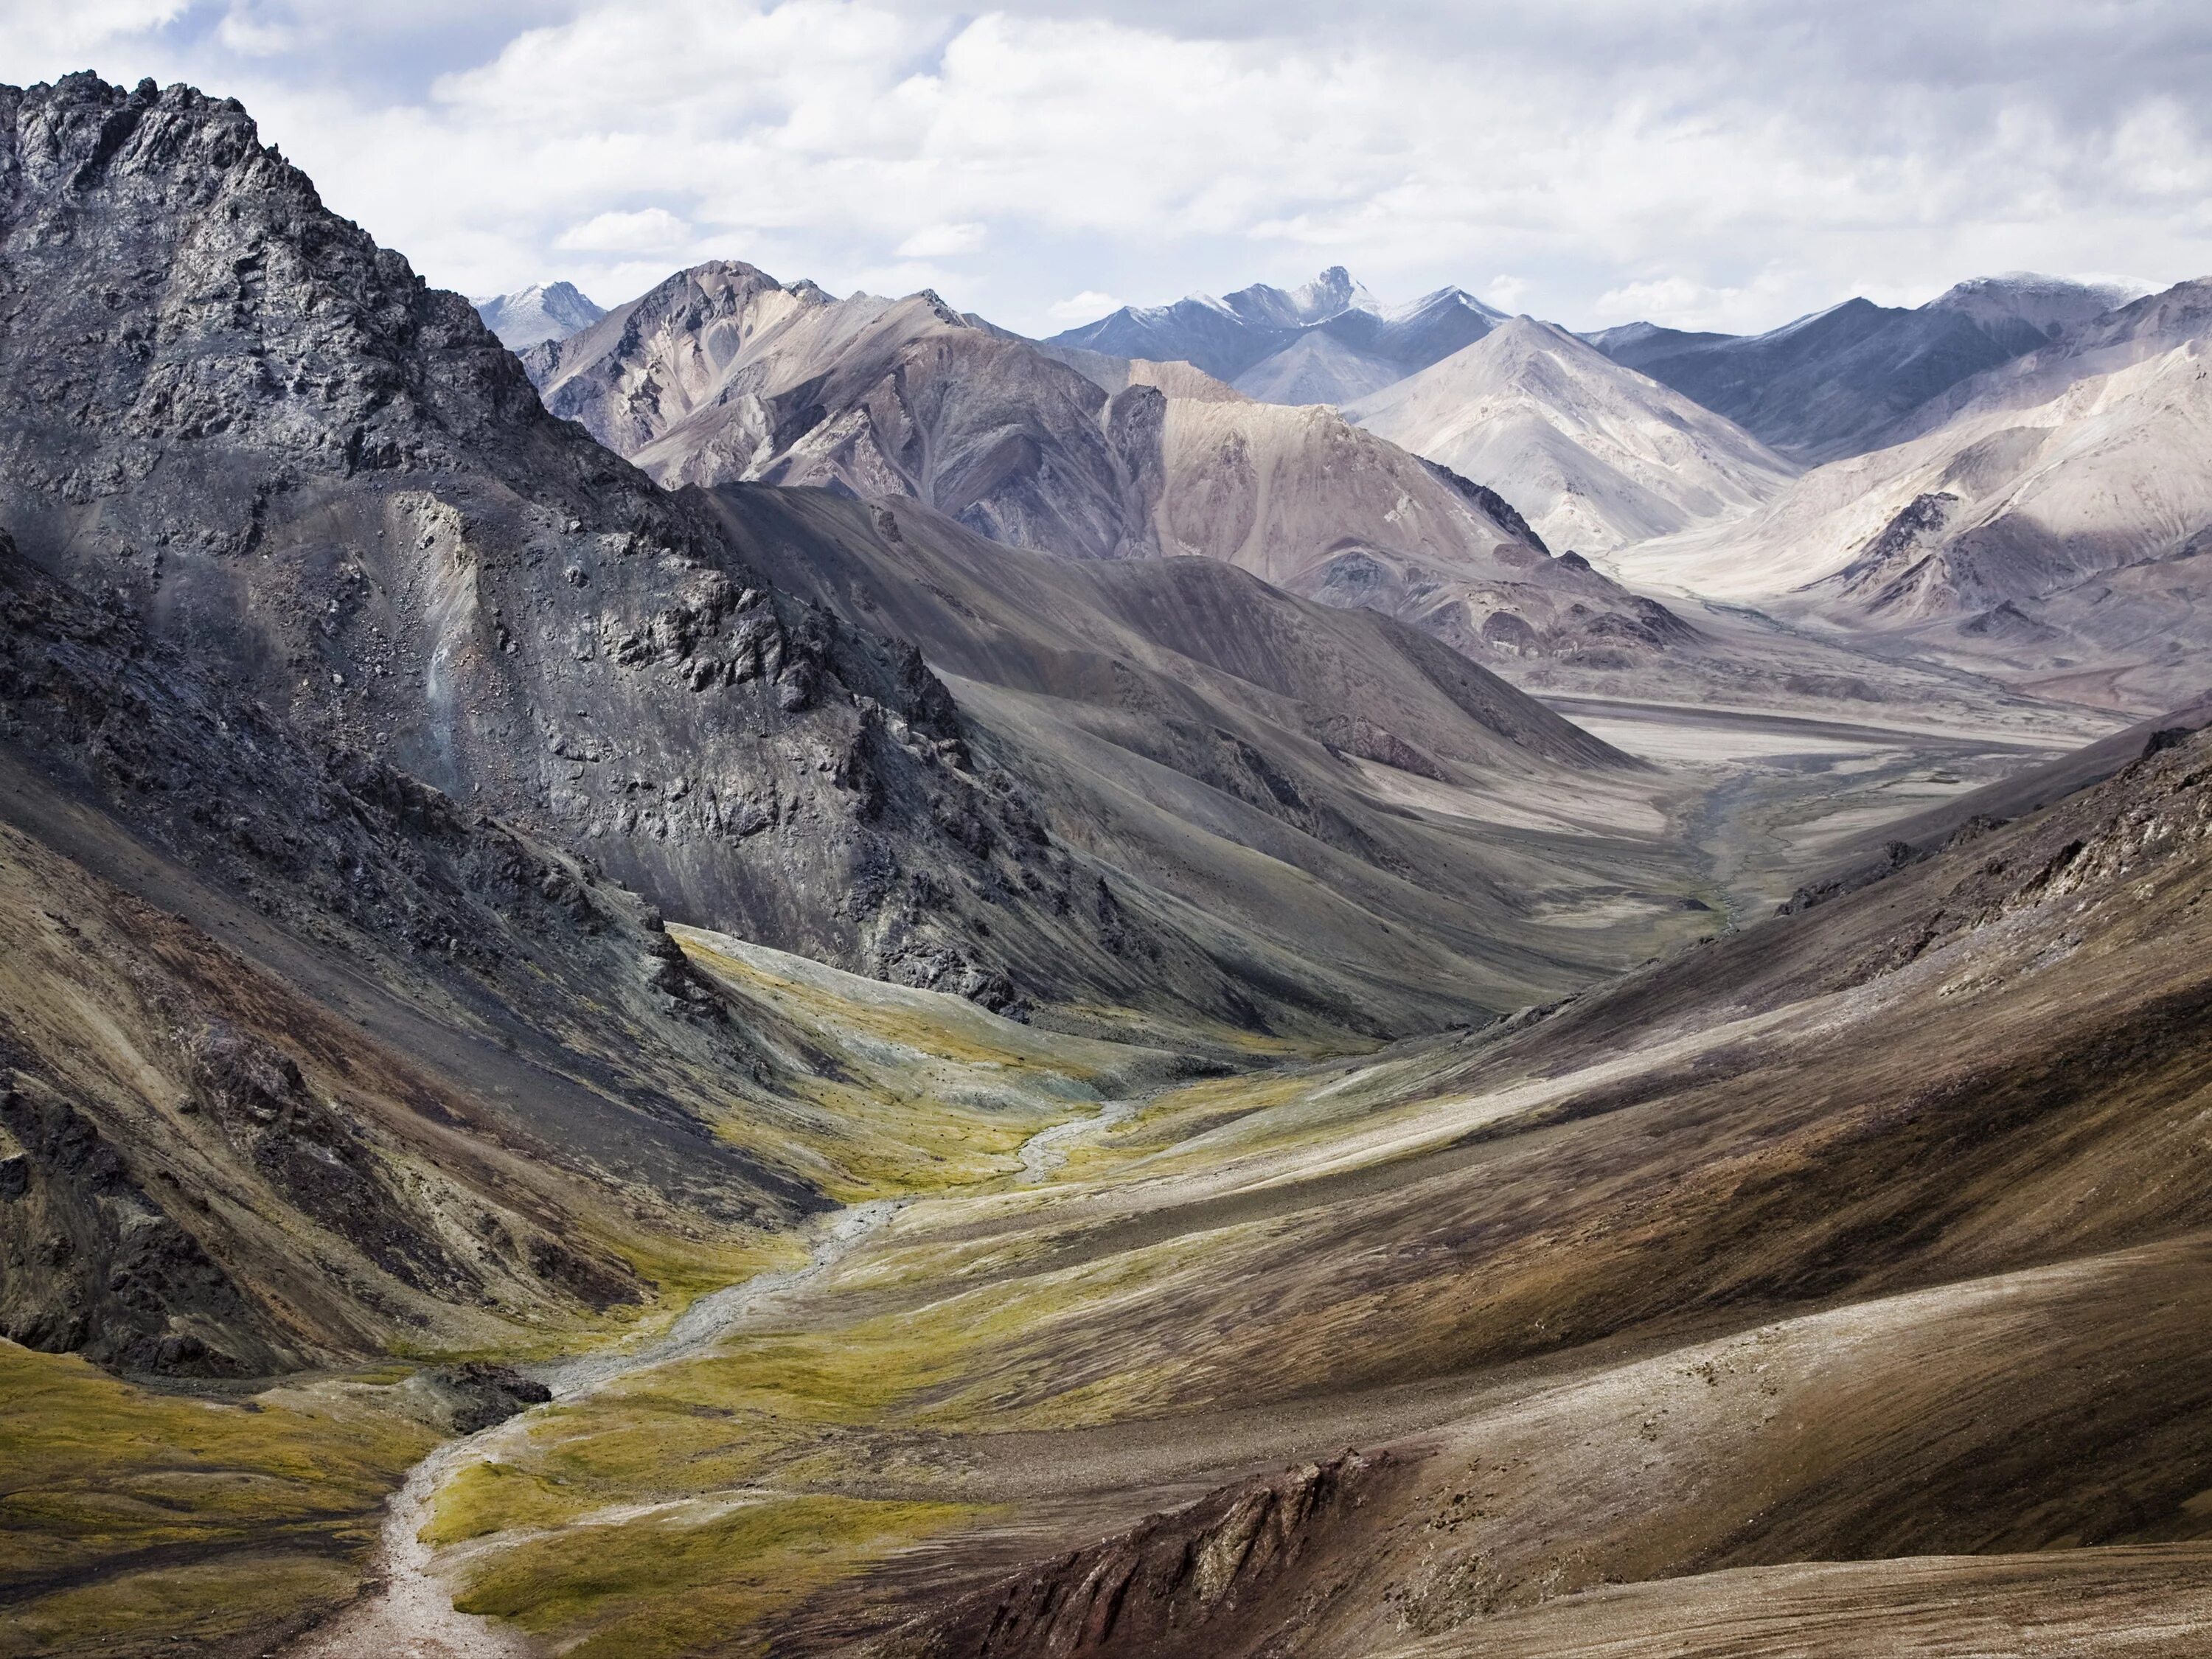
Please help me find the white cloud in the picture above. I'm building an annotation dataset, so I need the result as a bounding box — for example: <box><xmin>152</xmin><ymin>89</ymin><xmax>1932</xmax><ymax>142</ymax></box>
<box><xmin>897</xmin><ymin>221</ymin><xmax>986</xmax><ymax>257</ymax></box>
<box><xmin>1048</xmin><ymin>290</ymin><xmax>1123</xmax><ymax>321</ymax></box>
<box><xmin>1590</xmin><ymin>268</ymin><xmax>1814</xmax><ymax>334</ymax></box>
<box><xmin>23</xmin><ymin>1</ymin><xmax>2212</xmax><ymax>335</ymax></box>
<box><xmin>554</xmin><ymin>207</ymin><xmax>694</xmax><ymax>254</ymax></box>
<box><xmin>1484</xmin><ymin>275</ymin><xmax>1531</xmax><ymax>313</ymax></box>
<box><xmin>0</xmin><ymin>0</ymin><xmax>186</xmax><ymax>59</ymax></box>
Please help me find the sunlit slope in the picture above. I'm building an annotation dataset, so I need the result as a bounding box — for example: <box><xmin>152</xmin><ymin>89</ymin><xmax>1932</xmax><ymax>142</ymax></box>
<box><xmin>1610</xmin><ymin>281</ymin><xmax>2212</xmax><ymax>714</ymax></box>
<box><xmin>1348</xmin><ymin>317</ymin><xmax>1798</xmax><ymax>556</ymax></box>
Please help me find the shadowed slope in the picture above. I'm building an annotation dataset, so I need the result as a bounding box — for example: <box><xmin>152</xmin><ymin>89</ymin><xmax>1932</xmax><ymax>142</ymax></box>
<box><xmin>696</xmin><ymin>485</ymin><xmax>1712</xmax><ymax>1041</ymax></box>
<box><xmin>1591</xmin><ymin>274</ymin><xmax>2140</xmax><ymax>462</ymax></box>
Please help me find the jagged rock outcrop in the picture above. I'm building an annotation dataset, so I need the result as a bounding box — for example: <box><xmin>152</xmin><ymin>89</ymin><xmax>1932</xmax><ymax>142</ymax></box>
<box><xmin>0</xmin><ymin>1071</ymin><xmax>281</xmax><ymax>1376</ymax></box>
<box><xmin>905</xmin><ymin>1453</ymin><xmax>1400</xmax><ymax>1659</ymax></box>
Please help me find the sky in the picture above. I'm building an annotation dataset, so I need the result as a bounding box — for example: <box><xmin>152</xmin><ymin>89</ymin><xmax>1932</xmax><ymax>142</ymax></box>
<box><xmin>4</xmin><ymin>0</ymin><xmax>2210</xmax><ymax>337</ymax></box>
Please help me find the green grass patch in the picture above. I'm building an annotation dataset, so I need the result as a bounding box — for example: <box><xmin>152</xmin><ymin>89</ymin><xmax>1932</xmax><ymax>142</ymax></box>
<box><xmin>451</xmin><ymin>1492</ymin><xmax>980</xmax><ymax>1658</ymax></box>
<box><xmin>0</xmin><ymin>1549</ymin><xmax>360</xmax><ymax>1658</ymax></box>
<box><xmin>0</xmin><ymin>1340</ymin><xmax>434</xmax><ymax>1652</ymax></box>
<box><xmin>420</xmin><ymin>1456</ymin><xmax>584</xmax><ymax>1544</ymax></box>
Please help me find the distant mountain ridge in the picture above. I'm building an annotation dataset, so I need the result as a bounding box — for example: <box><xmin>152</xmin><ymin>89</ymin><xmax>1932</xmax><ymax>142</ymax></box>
<box><xmin>526</xmin><ymin>259</ymin><xmax>1691</xmax><ymax>674</ymax></box>
<box><xmin>1588</xmin><ymin>273</ymin><xmax>2147</xmax><ymax>462</ymax></box>
<box><xmin>1048</xmin><ymin>268</ymin><xmax>1508</xmax><ymax>404</ymax></box>
<box><xmin>1607</xmin><ymin>276</ymin><xmax>2212</xmax><ymax>714</ymax></box>
<box><xmin>474</xmin><ymin>279</ymin><xmax>605</xmax><ymax>349</ymax></box>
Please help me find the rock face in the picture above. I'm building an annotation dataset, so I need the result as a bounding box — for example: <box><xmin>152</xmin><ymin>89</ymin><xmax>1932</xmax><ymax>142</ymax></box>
<box><xmin>0</xmin><ymin>74</ymin><xmax>1146</xmax><ymax>1010</ymax></box>
<box><xmin>531</xmin><ymin>258</ymin><xmax>1690</xmax><ymax>672</ymax></box>
<box><xmin>1588</xmin><ymin>274</ymin><xmax>2140</xmax><ymax>462</ymax></box>
<box><xmin>474</xmin><ymin>279</ymin><xmax>605</xmax><ymax>349</ymax></box>
<box><xmin>0</xmin><ymin>522</ymin><xmax>834</xmax><ymax>1374</ymax></box>
<box><xmin>0</xmin><ymin>1072</ymin><xmax>282</xmax><ymax>1376</ymax></box>
<box><xmin>905</xmin><ymin>1453</ymin><xmax>1401</xmax><ymax>1659</ymax></box>
<box><xmin>1346</xmin><ymin>316</ymin><xmax>1799</xmax><ymax>556</ymax></box>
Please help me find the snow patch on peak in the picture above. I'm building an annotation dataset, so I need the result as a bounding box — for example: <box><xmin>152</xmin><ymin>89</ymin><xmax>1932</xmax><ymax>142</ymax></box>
<box><xmin>475</xmin><ymin>280</ymin><xmax>605</xmax><ymax>350</ymax></box>
<box><xmin>1386</xmin><ymin>287</ymin><xmax>1509</xmax><ymax>327</ymax></box>
<box><xmin>1924</xmin><ymin>271</ymin><xmax>2148</xmax><ymax>334</ymax></box>
<box><xmin>1287</xmin><ymin>266</ymin><xmax>1380</xmax><ymax>324</ymax></box>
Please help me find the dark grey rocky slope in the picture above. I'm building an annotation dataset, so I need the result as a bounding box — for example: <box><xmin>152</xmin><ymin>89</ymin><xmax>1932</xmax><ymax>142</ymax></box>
<box><xmin>0</xmin><ymin>524</ymin><xmax>827</xmax><ymax>1377</ymax></box>
<box><xmin>0</xmin><ymin>73</ymin><xmax>1172</xmax><ymax>1018</ymax></box>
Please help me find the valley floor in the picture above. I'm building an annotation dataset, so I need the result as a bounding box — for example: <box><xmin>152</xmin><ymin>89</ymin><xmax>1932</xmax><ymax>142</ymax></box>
<box><xmin>6</xmin><ymin>682</ymin><xmax>2195</xmax><ymax>1659</ymax></box>
<box><xmin>1540</xmin><ymin>694</ymin><xmax>2090</xmax><ymax>919</ymax></box>
<box><xmin>253</xmin><ymin>723</ymin><xmax>2212</xmax><ymax>1654</ymax></box>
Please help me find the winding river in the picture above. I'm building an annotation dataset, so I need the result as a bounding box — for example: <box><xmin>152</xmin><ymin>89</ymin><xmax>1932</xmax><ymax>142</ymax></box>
<box><xmin>285</xmin><ymin>1099</ymin><xmax>1131</xmax><ymax>1657</ymax></box>
<box><xmin>284</xmin><ymin>1200</ymin><xmax>900</xmax><ymax>1659</ymax></box>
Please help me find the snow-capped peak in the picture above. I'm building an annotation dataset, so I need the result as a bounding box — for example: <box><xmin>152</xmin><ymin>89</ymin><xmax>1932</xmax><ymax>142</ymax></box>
<box><xmin>474</xmin><ymin>280</ymin><xmax>606</xmax><ymax>350</ymax></box>
<box><xmin>1286</xmin><ymin>266</ymin><xmax>1381</xmax><ymax>324</ymax></box>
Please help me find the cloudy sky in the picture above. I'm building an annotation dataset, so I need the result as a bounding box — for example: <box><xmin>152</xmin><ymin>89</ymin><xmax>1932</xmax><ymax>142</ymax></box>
<box><xmin>7</xmin><ymin>1</ymin><xmax>2210</xmax><ymax>335</ymax></box>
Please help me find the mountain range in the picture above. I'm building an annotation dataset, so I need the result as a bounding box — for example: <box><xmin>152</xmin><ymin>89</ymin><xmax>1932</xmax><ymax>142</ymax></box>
<box><xmin>1611</xmin><ymin>278</ymin><xmax>2212</xmax><ymax>713</ymax></box>
<box><xmin>1048</xmin><ymin>265</ymin><xmax>1507</xmax><ymax>403</ymax></box>
<box><xmin>8</xmin><ymin>69</ymin><xmax>2212</xmax><ymax>1659</ymax></box>
<box><xmin>521</xmin><ymin>259</ymin><xmax>1696</xmax><ymax>677</ymax></box>
<box><xmin>1587</xmin><ymin>273</ymin><xmax>2148</xmax><ymax>462</ymax></box>
<box><xmin>1040</xmin><ymin>262</ymin><xmax>2208</xmax><ymax>720</ymax></box>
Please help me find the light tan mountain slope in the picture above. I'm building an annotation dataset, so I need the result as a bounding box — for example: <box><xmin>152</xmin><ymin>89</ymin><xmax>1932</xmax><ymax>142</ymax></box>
<box><xmin>1347</xmin><ymin>316</ymin><xmax>1799</xmax><ymax>557</ymax></box>
<box><xmin>529</xmin><ymin>262</ymin><xmax>1141</xmax><ymax>562</ymax></box>
<box><xmin>1136</xmin><ymin>392</ymin><xmax>1696</xmax><ymax>664</ymax></box>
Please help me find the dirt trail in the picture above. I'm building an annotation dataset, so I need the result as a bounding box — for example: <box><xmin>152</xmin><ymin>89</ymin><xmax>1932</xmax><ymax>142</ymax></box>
<box><xmin>283</xmin><ymin>1200</ymin><xmax>900</xmax><ymax>1659</ymax></box>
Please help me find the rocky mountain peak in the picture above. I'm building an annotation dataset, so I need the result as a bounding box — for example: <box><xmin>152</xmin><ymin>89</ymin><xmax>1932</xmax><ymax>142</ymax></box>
<box><xmin>1923</xmin><ymin>271</ymin><xmax>2145</xmax><ymax>337</ymax></box>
